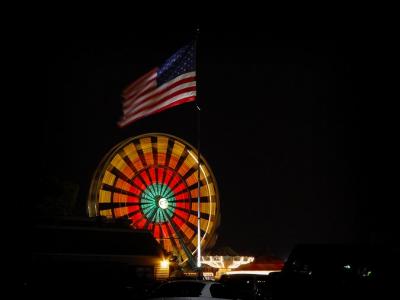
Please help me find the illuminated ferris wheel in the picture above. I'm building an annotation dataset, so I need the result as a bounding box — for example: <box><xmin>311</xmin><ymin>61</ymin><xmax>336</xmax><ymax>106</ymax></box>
<box><xmin>87</xmin><ymin>133</ymin><xmax>220</xmax><ymax>267</ymax></box>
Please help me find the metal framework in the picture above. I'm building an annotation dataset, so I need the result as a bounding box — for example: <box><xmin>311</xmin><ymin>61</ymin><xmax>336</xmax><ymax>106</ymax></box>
<box><xmin>87</xmin><ymin>133</ymin><xmax>220</xmax><ymax>269</ymax></box>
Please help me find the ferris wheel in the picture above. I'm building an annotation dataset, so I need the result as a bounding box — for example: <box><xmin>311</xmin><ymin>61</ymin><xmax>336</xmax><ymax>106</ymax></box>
<box><xmin>87</xmin><ymin>133</ymin><xmax>220</xmax><ymax>267</ymax></box>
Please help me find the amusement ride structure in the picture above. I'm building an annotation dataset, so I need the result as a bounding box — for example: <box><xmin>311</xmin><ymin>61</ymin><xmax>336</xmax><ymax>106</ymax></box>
<box><xmin>87</xmin><ymin>133</ymin><xmax>220</xmax><ymax>269</ymax></box>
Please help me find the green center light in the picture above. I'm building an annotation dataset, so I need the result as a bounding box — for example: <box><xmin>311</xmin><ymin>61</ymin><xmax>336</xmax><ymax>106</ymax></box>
<box><xmin>140</xmin><ymin>183</ymin><xmax>176</xmax><ymax>223</ymax></box>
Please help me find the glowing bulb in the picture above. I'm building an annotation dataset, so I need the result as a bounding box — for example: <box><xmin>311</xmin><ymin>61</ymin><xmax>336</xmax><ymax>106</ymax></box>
<box><xmin>158</xmin><ymin>198</ymin><xmax>168</xmax><ymax>209</ymax></box>
<box><xmin>160</xmin><ymin>260</ymin><xmax>169</xmax><ymax>268</ymax></box>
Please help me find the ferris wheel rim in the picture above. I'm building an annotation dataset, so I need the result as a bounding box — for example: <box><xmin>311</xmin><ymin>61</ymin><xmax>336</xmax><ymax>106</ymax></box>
<box><xmin>87</xmin><ymin>132</ymin><xmax>220</xmax><ymax>265</ymax></box>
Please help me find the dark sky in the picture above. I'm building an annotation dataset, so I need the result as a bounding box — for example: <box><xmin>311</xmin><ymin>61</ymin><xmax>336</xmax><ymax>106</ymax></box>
<box><xmin>40</xmin><ymin>26</ymin><xmax>396</xmax><ymax>259</ymax></box>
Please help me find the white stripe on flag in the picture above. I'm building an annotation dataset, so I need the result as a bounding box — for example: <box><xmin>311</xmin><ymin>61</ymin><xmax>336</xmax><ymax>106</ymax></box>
<box><xmin>122</xmin><ymin>68</ymin><xmax>157</xmax><ymax>96</ymax></box>
<box><xmin>118</xmin><ymin>91</ymin><xmax>196</xmax><ymax>127</ymax></box>
<box><xmin>123</xmin><ymin>71</ymin><xmax>196</xmax><ymax>109</ymax></box>
<box><xmin>122</xmin><ymin>72</ymin><xmax>157</xmax><ymax>102</ymax></box>
<box><xmin>123</xmin><ymin>81</ymin><xmax>196</xmax><ymax>116</ymax></box>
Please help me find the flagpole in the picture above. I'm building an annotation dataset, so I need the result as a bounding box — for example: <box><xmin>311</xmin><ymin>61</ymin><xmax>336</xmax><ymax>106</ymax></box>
<box><xmin>195</xmin><ymin>27</ymin><xmax>202</xmax><ymax>275</ymax></box>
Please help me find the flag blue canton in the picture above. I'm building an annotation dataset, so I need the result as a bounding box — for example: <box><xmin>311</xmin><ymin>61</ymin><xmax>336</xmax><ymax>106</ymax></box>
<box><xmin>157</xmin><ymin>42</ymin><xmax>195</xmax><ymax>86</ymax></box>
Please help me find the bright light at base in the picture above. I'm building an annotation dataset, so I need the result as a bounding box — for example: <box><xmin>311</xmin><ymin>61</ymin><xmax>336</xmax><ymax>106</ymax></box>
<box><xmin>227</xmin><ymin>270</ymin><xmax>277</xmax><ymax>275</ymax></box>
<box><xmin>160</xmin><ymin>260</ymin><xmax>169</xmax><ymax>268</ymax></box>
<box><xmin>201</xmin><ymin>256</ymin><xmax>254</xmax><ymax>269</ymax></box>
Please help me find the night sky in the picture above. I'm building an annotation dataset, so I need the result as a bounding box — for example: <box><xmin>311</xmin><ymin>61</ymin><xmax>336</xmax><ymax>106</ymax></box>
<box><xmin>39</xmin><ymin>26</ymin><xmax>396</xmax><ymax>259</ymax></box>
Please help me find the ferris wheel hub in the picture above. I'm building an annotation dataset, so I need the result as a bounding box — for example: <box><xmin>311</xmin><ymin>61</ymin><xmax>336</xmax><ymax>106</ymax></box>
<box><xmin>158</xmin><ymin>197</ymin><xmax>169</xmax><ymax>209</ymax></box>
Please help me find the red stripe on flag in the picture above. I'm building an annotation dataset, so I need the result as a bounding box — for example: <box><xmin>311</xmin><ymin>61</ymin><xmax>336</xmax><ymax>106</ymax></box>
<box><xmin>123</xmin><ymin>75</ymin><xmax>195</xmax><ymax>110</ymax></box>
<box><xmin>124</xmin><ymin>85</ymin><xmax>196</xmax><ymax>119</ymax></box>
<box><xmin>122</xmin><ymin>79</ymin><xmax>157</xmax><ymax>108</ymax></box>
<box><xmin>118</xmin><ymin>94</ymin><xmax>195</xmax><ymax>128</ymax></box>
<box><xmin>118</xmin><ymin>70</ymin><xmax>196</xmax><ymax>127</ymax></box>
<box><xmin>123</xmin><ymin>68</ymin><xmax>157</xmax><ymax>96</ymax></box>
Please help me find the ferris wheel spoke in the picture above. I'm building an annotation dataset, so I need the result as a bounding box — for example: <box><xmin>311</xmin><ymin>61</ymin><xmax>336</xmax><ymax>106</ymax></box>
<box><xmin>175</xmin><ymin>185</ymin><xmax>208</xmax><ymax>199</ymax></box>
<box><xmin>139</xmin><ymin>170</ymin><xmax>152</xmax><ymax>186</ymax></box>
<box><xmin>174</xmin><ymin>206</ymin><xmax>191</xmax><ymax>215</ymax></box>
<box><xmin>134</xmin><ymin>173</ymin><xmax>149</xmax><ymax>191</ymax></box>
<box><xmin>122</xmin><ymin>155</ymin><xmax>139</xmax><ymax>174</ymax></box>
<box><xmin>167</xmin><ymin>198</ymin><xmax>177</xmax><ymax>208</ymax></box>
<box><xmin>98</xmin><ymin>202</ymin><xmax>140</xmax><ymax>210</ymax></box>
<box><xmin>153</xmin><ymin>183</ymin><xmax>163</xmax><ymax>197</ymax></box>
<box><xmin>126</xmin><ymin>210</ymin><xmax>141</xmax><ymax>221</ymax></box>
<box><xmin>131</xmin><ymin>215</ymin><xmax>146</xmax><ymax>227</ymax></box>
<box><xmin>108</xmin><ymin>167</ymin><xmax>133</xmax><ymax>186</ymax></box>
<box><xmin>166</xmin><ymin>193</ymin><xmax>177</xmax><ymax>200</ymax></box>
<box><xmin>176</xmin><ymin>196</ymin><xmax>210</xmax><ymax>203</ymax></box>
<box><xmin>140</xmin><ymin>193</ymin><xmax>156</xmax><ymax>203</ymax></box>
<box><xmin>167</xmin><ymin>215</ymin><xmax>195</xmax><ymax>253</ymax></box>
<box><xmin>171</xmin><ymin>189</ymin><xmax>186</xmax><ymax>199</ymax></box>
<box><xmin>155</xmin><ymin>167</ymin><xmax>163</xmax><ymax>185</ymax></box>
<box><xmin>140</xmin><ymin>196</ymin><xmax>154</xmax><ymax>203</ymax></box>
<box><xmin>164</xmin><ymin>168</ymin><xmax>175</xmax><ymax>186</ymax></box>
<box><xmin>173</xmin><ymin>149</ymin><xmax>188</xmax><ymax>172</ymax></box>
<box><xmin>187</xmin><ymin>233</ymin><xmax>199</xmax><ymax>251</ymax></box>
<box><xmin>185</xmin><ymin>220</ymin><xmax>206</xmax><ymax>238</ymax></box>
<box><xmin>182</xmin><ymin>166</ymin><xmax>198</xmax><ymax>181</ymax></box>
<box><xmin>154</xmin><ymin>169</ymin><xmax>159</xmax><ymax>187</ymax></box>
<box><xmin>171</xmin><ymin>182</ymin><xmax>187</xmax><ymax>195</ymax></box>
<box><xmin>101</xmin><ymin>183</ymin><xmax>141</xmax><ymax>198</ymax></box>
<box><xmin>141</xmin><ymin>201</ymin><xmax>156</xmax><ymax>210</ymax></box>
<box><xmin>159</xmin><ymin>167</ymin><xmax>167</xmax><ymax>186</ymax></box>
<box><xmin>186</xmin><ymin>177</ymin><xmax>213</xmax><ymax>190</ymax></box>
<box><xmin>132</xmin><ymin>140</ymin><xmax>147</xmax><ymax>167</ymax></box>
<box><xmin>165</xmin><ymin>138</ymin><xmax>175</xmax><ymax>167</ymax></box>
<box><xmin>144</xmin><ymin>208</ymin><xmax>158</xmax><ymax>230</ymax></box>
<box><xmin>168</xmin><ymin>170</ymin><xmax>183</xmax><ymax>188</ymax></box>
<box><xmin>169</xmin><ymin>175</ymin><xmax>185</xmax><ymax>193</ymax></box>
<box><xmin>151</xmin><ymin>136</ymin><xmax>158</xmax><ymax>163</ymax></box>
<box><xmin>161</xmin><ymin>187</ymin><xmax>171</xmax><ymax>198</ymax></box>
<box><xmin>141</xmin><ymin>208</ymin><xmax>153</xmax><ymax>218</ymax></box>
<box><xmin>140</xmin><ymin>205</ymin><xmax>154</xmax><ymax>213</ymax></box>
<box><xmin>193</xmin><ymin>210</ymin><xmax>210</xmax><ymax>220</ymax></box>
<box><xmin>163</xmin><ymin>224</ymin><xmax>181</xmax><ymax>254</ymax></box>
<box><xmin>114</xmin><ymin>176</ymin><xmax>147</xmax><ymax>195</ymax></box>
<box><xmin>148</xmin><ymin>168</ymin><xmax>158</xmax><ymax>189</ymax></box>
<box><xmin>165</xmin><ymin>208</ymin><xmax>174</xmax><ymax>218</ymax></box>
<box><xmin>163</xmin><ymin>219</ymin><xmax>178</xmax><ymax>243</ymax></box>
<box><xmin>149</xmin><ymin>163</ymin><xmax>158</xmax><ymax>184</ymax></box>
<box><xmin>154</xmin><ymin>209</ymin><xmax>164</xmax><ymax>223</ymax></box>
<box><xmin>161</xmin><ymin>210</ymin><xmax>187</xmax><ymax>243</ymax></box>
<box><xmin>145</xmin><ymin>168</ymin><xmax>154</xmax><ymax>185</ymax></box>
<box><xmin>114</xmin><ymin>205</ymin><xmax>141</xmax><ymax>219</ymax></box>
<box><xmin>170</xmin><ymin>212</ymin><xmax>205</xmax><ymax>239</ymax></box>
<box><xmin>146</xmin><ymin>184</ymin><xmax>158</xmax><ymax>197</ymax></box>
<box><xmin>160</xmin><ymin>183</ymin><xmax>168</xmax><ymax>196</ymax></box>
<box><xmin>140</xmin><ymin>203</ymin><xmax>155</xmax><ymax>212</ymax></box>
<box><xmin>175</xmin><ymin>206</ymin><xmax>210</xmax><ymax>220</ymax></box>
<box><xmin>161</xmin><ymin>173</ymin><xmax>177</xmax><ymax>195</ymax></box>
<box><xmin>172</xmin><ymin>211</ymin><xmax>187</xmax><ymax>223</ymax></box>
<box><xmin>154</xmin><ymin>181</ymin><xmax>161</xmax><ymax>195</ymax></box>
<box><xmin>162</xmin><ymin>188</ymin><xmax>175</xmax><ymax>200</ymax></box>
<box><xmin>159</xmin><ymin>181</ymin><xmax>167</xmax><ymax>196</ymax></box>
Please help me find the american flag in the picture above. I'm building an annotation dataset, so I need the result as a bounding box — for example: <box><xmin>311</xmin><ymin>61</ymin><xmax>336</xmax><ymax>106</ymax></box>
<box><xmin>118</xmin><ymin>42</ymin><xmax>196</xmax><ymax>127</ymax></box>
